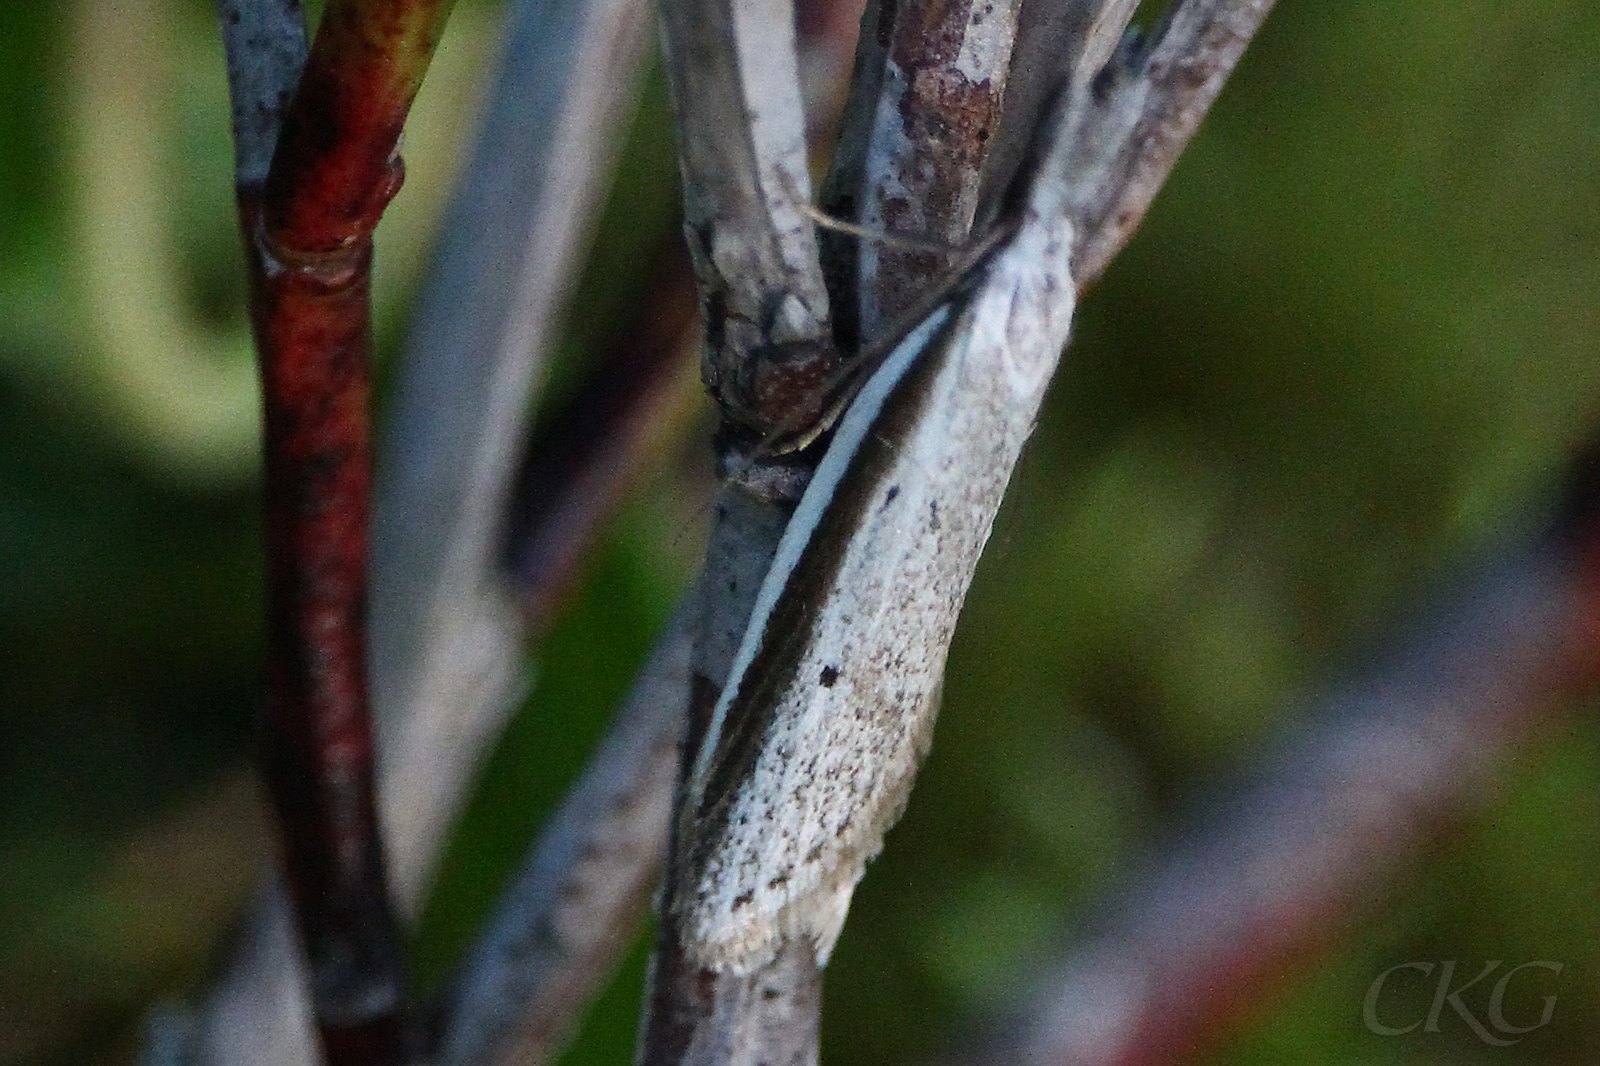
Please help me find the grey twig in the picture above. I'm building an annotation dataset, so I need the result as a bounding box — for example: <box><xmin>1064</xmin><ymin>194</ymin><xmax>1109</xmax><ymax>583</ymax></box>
<box><xmin>373</xmin><ymin>0</ymin><xmax>653</xmax><ymax>918</ymax></box>
<box><xmin>214</xmin><ymin>0</ymin><xmax>307</xmax><ymax>190</ymax></box>
<box><xmin>442</xmin><ymin>607</ymin><xmax>693</xmax><ymax>1066</ymax></box>
<box><xmin>143</xmin><ymin>14</ymin><xmax>307</xmax><ymax>1064</ymax></box>
<box><xmin>1069</xmin><ymin>0</ymin><xmax>1278</xmax><ymax>288</ymax></box>
<box><xmin>192</xmin><ymin>884</ymin><xmax>317</xmax><ymax>1066</ymax></box>
<box><xmin>973</xmin><ymin>507</ymin><xmax>1600</xmax><ymax>1066</ymax></box>
<box><xmin>819</xmin><ymin>0</ymin><xmax>1028</xmax><ymax>339</ymax></box>
<box><xmin>658</xmin><ymin>0</ymin><xmax>836</xmax><ymax>435</ymax></box>
<box><xmin>641</xmin><ymin>0</ymin><xmax>863</xmax><ymax>1055</ymax></box>
<box><xmin>638</xmin><ymin>487</ymin><xmax>818</xmax><ymax>1066</ymax></box>
<box><xmin>193</xmin><ymin>7</ymin><xmax>319</xmax><ymax>1066</ymax></box>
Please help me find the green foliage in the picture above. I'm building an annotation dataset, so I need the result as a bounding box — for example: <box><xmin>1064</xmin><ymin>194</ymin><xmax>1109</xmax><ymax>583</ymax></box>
<box><xmin>1</xmin><ymin>0</ymin><xmax>1596</xmax><ymax>1063</ymax></box>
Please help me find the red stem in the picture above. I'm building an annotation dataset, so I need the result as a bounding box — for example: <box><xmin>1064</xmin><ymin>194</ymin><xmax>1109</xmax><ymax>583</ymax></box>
<box><xmin>247</xmin><ymin>190</ymin><xmax>407</xmax><ymax>1065</ymax></box>
<box><xmin>242</xmin><ymin>2</ymin><xmax>455</xmax><ymax>1063</ymax></box>
<box><xmin>263</xmin><ymin>0</ymin><xmax>451</xmax><ymax>253</ymax></box>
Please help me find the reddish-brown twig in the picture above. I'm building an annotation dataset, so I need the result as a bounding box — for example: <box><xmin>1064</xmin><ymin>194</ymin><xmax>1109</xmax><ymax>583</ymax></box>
<box><xmin>192</xmin><ymin>0</ymin><xmax>654</xmax><ymax>1056</ymax></box>
<box><xmin>820</xmin><ymin>0</ymin><xmax>1028</xmax><ymax>339</ymax></box>
<box><xmin>240</xmin><ymin>2</ymin><xmax>456</xmax><ymax>1062</ymax></box>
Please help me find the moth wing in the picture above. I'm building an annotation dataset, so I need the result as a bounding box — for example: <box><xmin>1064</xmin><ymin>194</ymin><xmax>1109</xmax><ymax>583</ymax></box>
<box><xmin>681</xmin><ymin>425</ymin><xmax>968</xmax><ymax>969</ymax></box>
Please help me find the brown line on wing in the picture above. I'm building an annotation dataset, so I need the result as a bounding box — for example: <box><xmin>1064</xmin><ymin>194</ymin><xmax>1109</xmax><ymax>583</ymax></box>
<box><xmin>757</xmin><ymin>218</ymin><xmax>1019</xmax><ymax>457</ymax></box>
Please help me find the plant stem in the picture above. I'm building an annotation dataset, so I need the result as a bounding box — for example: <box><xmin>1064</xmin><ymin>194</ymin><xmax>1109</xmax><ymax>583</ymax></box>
<box><xmin>442</xmin><ymin>607</ymin><xmax>693</xmax><ymax>1066</ymax></box>
<box><xmin>253</xmin><ymin>233</ymin><xmax>404</xmax><ymax>1064</ymax></box>
<box><xmin>262</xmin><ymin>0</ymin><xmax>456</xmax><ymax>254</ymax></box>
<box><xmin>820</xmin><ymin>0</ymin><xmax>1026</xmax><ymax>340</ymax></box>
<box><xmin>506</xmin><ymin>238</ymin><xmax>703</xmax><ymax>631</ymax></box>
<box><xmin>367</xmin><ymin>0</ymin><xmax>650</xmax><ymax>917</ymax></box>
<box><xmin>246</xmin><ymin>1</ymin><xmax>456</xmax><ymax>1061</ymax></box>
<box><xmin>191</xmin><ymin>0</ymin><xmax>651</xmax><ymax>1051</ymax></box>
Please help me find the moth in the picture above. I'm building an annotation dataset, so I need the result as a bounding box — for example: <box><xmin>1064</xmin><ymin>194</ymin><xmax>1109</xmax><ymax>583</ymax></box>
<box><xmin>673</xmin><ymin>40</ymin><xmax>1146</xmax><ymax>974</ymax></box>
<box><xmin>675</xmin><ymin>213</ymin><xmax>1079</xmax><ymax>974</ymax></box>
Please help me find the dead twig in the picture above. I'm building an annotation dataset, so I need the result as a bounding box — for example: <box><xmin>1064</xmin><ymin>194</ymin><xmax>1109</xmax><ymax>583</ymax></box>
<box><xmin>971</xmin><ymin>0</ymin><xmax>1139</xmax><ymax>225</ymax></box>
<box><xmin>441</xmin><ymin>607</ymin><xmax>693</xmax><ymax>1066</ymax></box>
<box><xmin>642</xmin><ymin>0</ymin><xmax>861</xmax><ymax>1053</ymax></box>
<box><xmin>819</xmin><ymin>0</ymin><xmax>1028</xmax><ymax>339</ymax></box>
<box><xmin>371</xmin><ymin>0</ymin><xmax>653</xmax><ymax>923</ymax></box>
<box><xmin>1069</xmin><ymin>0</ymin><xmax>1278</xmax><ymax>288</ymax></box>
<box><xmin>658</xmin><ymin>0</ymin><xmax>836</xmax><ymax>438</ymax></box>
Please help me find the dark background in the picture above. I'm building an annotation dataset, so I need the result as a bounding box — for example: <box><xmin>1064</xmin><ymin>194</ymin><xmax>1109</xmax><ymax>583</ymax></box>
<box><xmin>1</xmin><ymin>0</ymin><xmax>1596</xmax><ymax>1062</ymax></box>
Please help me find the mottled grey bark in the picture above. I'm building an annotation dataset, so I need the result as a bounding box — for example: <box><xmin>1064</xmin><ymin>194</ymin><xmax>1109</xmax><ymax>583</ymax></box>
<box><xmin>442</xmin><ymin>610</ymin><xmax>691</xmax><ymax>1066</ymax></box>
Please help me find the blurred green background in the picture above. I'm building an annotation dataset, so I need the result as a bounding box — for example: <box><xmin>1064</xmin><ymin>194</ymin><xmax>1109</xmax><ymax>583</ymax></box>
<box><xmin>1</xmin><ymin>0</ymin><xmax>1597</xmax><ymax>1063</ymax></box>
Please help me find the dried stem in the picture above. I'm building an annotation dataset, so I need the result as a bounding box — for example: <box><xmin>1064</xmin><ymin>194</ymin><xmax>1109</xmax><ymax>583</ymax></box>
<box><xmin>497</xmin><ymin>0</ymin><xmax>866</xmax><ymax>632</ymax></box>
<box><xmin>505</xmin><ymin>239</ymin><xmax>703</xmax><ymax>630</ymax></box>
<box><xmin>371</xmin><ymin>0</ymin><xmax>652</xmax><ymax>920</ymax></box>
<box><xmin>819</xmin><ymin>0</ymin><xmax>1025</xmax><ymax>340</ymax></box>
<box><xmin>658</xmin><ymin>0</ymin><xmax>835</xmax><ymax>439</ymax></box>
<box><xmin>643</xmin><ymin>0</ymin><xmax>860</xmax><ymax>1054</ymax></box>
<box><xmin>968</xmin><ymin>450</ymin><xmax>1600</xmax><ymax>1066</ymax></box>
<box><xmin>639</xmin><ymin>488</ymin><xmax>815</xmax><ymax>1066</ymax></box>
<box><xmin>205</xmin><ymin>12</ymin><xmax>319</xmax><ymax>1056</ymax></box>
<box><xmin>1069</xmin><ymin>0</ymin><xmax>1278</xmax><ymax>289</ymax></box>
<box><xmin>441</xmin><ymin>607</ymin><xmax>693</xmax><ymax>1066</ymax></box>
<box><xmin>191</xmin><ymin>881</ymin><xmax>319</xmax><ymax>1066</ymax></box>
<box><xmin>445</xmin><ymin>4</ymin><xmax>868</xmax><ymax>1059</ymax></box>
